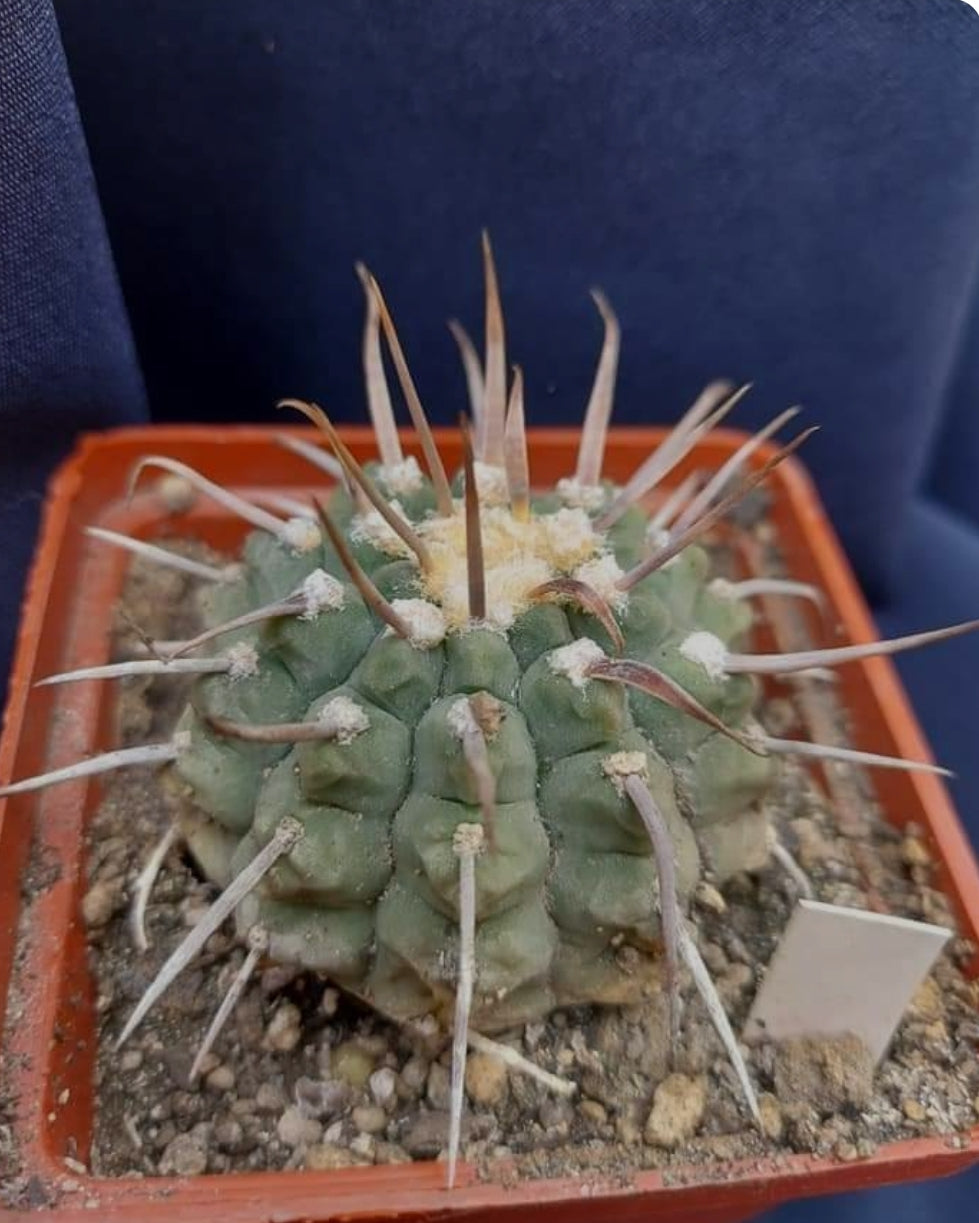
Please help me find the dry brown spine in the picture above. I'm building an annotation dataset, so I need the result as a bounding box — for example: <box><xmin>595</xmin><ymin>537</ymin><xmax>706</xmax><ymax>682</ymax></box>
<box><xmin>575</xmin><ymin>289</ymin><xmax>621</xmax><ymax>487</ymax></box>
<box><xmin>364</xmin><ymin>271</ymin><xmax>454</xmax><ymax>514</ymax></box>
<box><xmin>313</xmin><ymin>499</ymin><xmax>411</xmax><ymax>639</ymax></box>
<box><xmin>461</xmin><ymin>417</ymin><xmax>487</xmax><ymax>622</ymax></box>
<box><xmin>279</xmin><ymin>398</ymin><xmax>431</xmax><ymax>569</ymax></box>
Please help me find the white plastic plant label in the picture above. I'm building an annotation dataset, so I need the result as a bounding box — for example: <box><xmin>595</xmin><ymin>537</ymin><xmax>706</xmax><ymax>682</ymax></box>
<box><xmin>743</xmin><ymin>899</ymin><xmax>953</xmax><ymax>1062</ymax></box>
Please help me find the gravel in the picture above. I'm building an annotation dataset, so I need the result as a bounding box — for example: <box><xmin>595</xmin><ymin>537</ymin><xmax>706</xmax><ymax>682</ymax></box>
<box><xmin>49</xmin><ymin>545</ymin><xmax>978</xmax><ymax>1189</ymax></box>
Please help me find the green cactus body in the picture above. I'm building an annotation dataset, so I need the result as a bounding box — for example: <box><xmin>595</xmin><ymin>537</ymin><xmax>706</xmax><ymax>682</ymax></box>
<box><xmin>168</xmin><ymin>465</ymin><xmax>776</xmax><ymax>1031</ymax></box>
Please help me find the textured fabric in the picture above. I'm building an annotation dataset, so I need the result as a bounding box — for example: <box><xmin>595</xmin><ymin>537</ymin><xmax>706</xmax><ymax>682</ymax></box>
<box><xmin>875</xmin><ymin>497</ymin><xmax>979</xmax><ymax>839</ymax></box>
<box><xmin>927</xmin><ymin>284</ymin><xmax>979</xmax><ymax>529</ymax></box>
<box><xmin>51</xmin><ymin>0</ymin><xmax>979</xmax><ymax>596</ymax></box>
<box><xmin>0</xmin><ymin>0</ymin><xmax>146</xmax><ymax>691</ymax></box>
<box><xmin>764</xmin><ymin>1163</ymin><xmax>977</xmax><ymax>1223</ymax></box>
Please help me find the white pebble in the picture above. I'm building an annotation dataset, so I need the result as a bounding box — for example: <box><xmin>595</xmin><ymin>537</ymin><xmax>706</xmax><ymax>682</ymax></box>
<box><xmin>369</xmin><ymin>1067</ymin><xmax>397</xmax><ymax>1107</ymax></box>
<box><xmin>263</xmin><ymin>1002</ymin><xmax>302</xmax><ymax>1053</ymax></box>
<box><xmin>277</xmin><ymin>1106</ymin><xmax>323</xmax><ymax>1149</ymax></box>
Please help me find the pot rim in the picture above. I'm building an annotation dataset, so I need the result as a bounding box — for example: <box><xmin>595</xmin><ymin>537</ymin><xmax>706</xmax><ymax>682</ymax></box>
<box><xmin>0</xmin><ymin>422</ymin><xmax>976</xmax><ymax>1222</ymax></box>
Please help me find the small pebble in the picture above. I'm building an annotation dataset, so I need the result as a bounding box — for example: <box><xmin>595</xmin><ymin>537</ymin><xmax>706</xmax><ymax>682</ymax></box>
<box><xmin>277</xmin><ymin>1107</ymin><xmax>324</xmax><ymax>1149</ymax></box>
<box><xmin>255</xmin><ymin>1082</ymin><xmax>287</xmax><ymax>1113</ymax></box>
<box><xmin>398</xmin><ymin>1056</ymin><xmax>428</xmax><ymax>1099</ymax></box>
<box><xmin>352</xmin><ymin>1105</ymin><xmax>388</xmax><ymax>1135</ymax></box>
<box><xmin>120</xmin><ymin>1050</ymin><xmax>143</xmax><ymax>1072</ymax></box>
<box><xmin>356</xmin><ymin>1034</ymin><xmax>390</xmax><ymax>1058</ymax></box>
<box><xmin>350</xmin><ymin>1132</ymin><xmax>376</xmax><ymax>1160</ymax></box>
<box><xmin>538</xmin><ymin>1096</ymin><xmax>573</xmax><ymax>1133</ymax></box>
<box><xmin>695</xmin><ymin>882</ymin><xmax>727</xmax><ymax>914</ymax></box>
<box><xmin>294</xmin><ymin>1076</ymin><xmax>350</xmax><ymax>1120</ymax></box>
<box><xmin>263</xmin><ymin>1002</ymin><xmax>302</xmax><ymax>1053</ymax></box>
<box><xmin>305</xmin><ymin>1144</ymin><xmax>358</xmax><ymax>1170</ymax></box>
<box><xmin>644</xmin><ymin>1074</ymin><xmax>707</xmax><ymax>1149</ymax></box>
<box><xmin>205</xmin><ymin>1065</ymin><xmax>236</xmax><ymax>1093</ymax></box>
<box><xmin>901</xmin><ymin>837</ymin><xmax>931</xmax><ymax>868</ymax></box>
<box><xmin>580</xmin><ymin>1099</ymin><xmax>608</xmax><ymax>1126</ymax></box>
<box><xmin>375</xmin><ymin>1141</ymin><xmax>412</xmax><ymax>1165</ymax></box>
<box><xmin>369</xmin><ymin>1067</ymin><xmax>397</xmax><ymax>1107</ymax></box>
<box><xmin>213</xmin><ymin>1117</ymin><xmax>244</xmax><ymax>1151</ymax></box>
<box><xmin>465</xmin><ymin>1053</ymin><xmax>508</xmax><ymax>1107</ymax></box>
<box><xmin>719</xmin><ymin>963</ymin><xmax>754</xmax><ymax>1003</ymax></box>
<box><xmin>81</xmin><ymin>881</ymin><xmax>118</xmax><ymax>929</ymax></box>
<box><xmin>333</xmin><ymin>1041</ymin><xmax>376</xmax><ymax>1089</ymax></box>
<box><xmin>791</xmin><ymin>818</ymin><xmax>832</xmax><ymax>870</ymax></box>
<box><xmin>903</xmin><ymin>1099</ymin><xmax>928</xmax><ymax>1123</ymax></box>
<box><xmin>192</xmin><ymin>1051</ymin><xmax>220</xmax><ymax>1080</ymax></box>
<box><xmin>910</xmin><ymin>977</ymin><xmax>942</xmax><ymax>1022</ymax></box>
<box><xmin>699</xmin><ymin>941</ymin><xmax>729</xmax><ymax>975</ymax></box>
<box><xmin>403</xmin><ymin>1111</ymin><xmax>453</xmax><ymax>1159</ymax></box>
<box><xmin>321</xmin><ymin>987</ymin><xmax>340</xmax><ymax>1017</ymax></box>
<box><xmin>158</xmin><ymin>1132</ymin><xmax>208</xmax><ymax>1176</ymax></box>
<box><xmin>426</xmin><ymin>1062</ymin><xmax>451</xmax><ymax>1110</ymax></box>
<box><xmin>758</xmin><ymin>1093</ymin><xmax>783</xmax><ymax>1142</ymax></box>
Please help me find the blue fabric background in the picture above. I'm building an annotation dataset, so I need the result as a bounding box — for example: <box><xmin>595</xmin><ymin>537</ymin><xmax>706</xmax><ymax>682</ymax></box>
<box><xmin>2</xmin><ymin>2</ymin><xmax>979</xmax><ymax>1218</ymax></box>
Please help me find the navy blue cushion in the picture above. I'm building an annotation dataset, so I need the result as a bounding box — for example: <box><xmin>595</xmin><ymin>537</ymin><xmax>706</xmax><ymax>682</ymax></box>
<box><xmin>763</xmin><ymin>1170</ymin><xmax>978</xmax><ymax>1223</ymax></box>
<box><xmin>875</xmin><ymin>497</ymin><xmax>979</xmax><ymax>842</ymax></box>
<box><xmin>928</xmin><ymin>285</ymin><xmax>979</xmax><ymax>531</ymax></box>
<box><xmin>0</xmin><ymin>0</ymin><xmax>146</xmax><ymax>690</ymax></box>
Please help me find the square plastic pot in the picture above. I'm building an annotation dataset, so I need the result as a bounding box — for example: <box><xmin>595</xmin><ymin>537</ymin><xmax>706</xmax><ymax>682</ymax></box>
<box><xmin>1</xmin><ymin>425</ymin><xmax>977</xmax><ymax>1222</ymax></box>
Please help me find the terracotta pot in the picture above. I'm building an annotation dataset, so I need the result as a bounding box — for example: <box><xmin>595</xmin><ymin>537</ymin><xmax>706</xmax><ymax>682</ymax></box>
<box><xmin>1</xmin><ymin>424</ymin><xmax>977</xmax><ymax>1223</ymax></box>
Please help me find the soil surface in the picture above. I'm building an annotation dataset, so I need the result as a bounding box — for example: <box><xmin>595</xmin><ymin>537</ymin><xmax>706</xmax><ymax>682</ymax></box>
<box><xmin>7</xmin><ymin>526</ymin><xmax>979</xmax><ymax>1204</ymax></box>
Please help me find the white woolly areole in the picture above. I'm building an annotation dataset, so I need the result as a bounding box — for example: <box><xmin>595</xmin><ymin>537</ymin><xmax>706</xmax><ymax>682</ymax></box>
<box><xmin>453</xmin><ymin>821</ymin><xmax>486</xmax><ymax>856</ymax></box>
<box><xmin>471</xmin><ymin>461</ymin><xmax>510</xmax><ymax>507</ymax></box>
<box><xmin>317</xmin><ymin>695</ymin><xmax>370</xmax><ymax>744</ymax></box>
<box><xmin>282</xmin><ymin>517</ymin><xmax>322</xmax><ymax>554</ymax></box>
<box><xmin>541</xmin><ymin>508</ymin><xmax>600</xmax><ymax>570</ymax></box>
<box><xmin>574</xmin><ymin>554</ymin><xmax>629</xmax><ymax>610</ymax></box>
<box><xmin>301</xmin><ymin>569</ymin><xmax>345</xmax><ymax>618</ymax></box>
<box><xmin>350</xmin><ymin>502</ymin><xmax>412</xmax><ymax>558</ymax></box>
<box><xmin>548</xmin><ymin>637</ymin><xmax>606</xmax><ymax>688</ymax></box>
<box><xmin>390</xmin><ymin>599</ymin><xmax>447</xmax><ymax>648</ymax></box>
<box><xmin>601</xmin><ymin>750</ymin><xmax>649</xmax><ymax>794</ymax></box>
<box><xmin>225</xmin><ymin>642</ymin><xmax>260</xmax><ymax>680</ymax></box>
<box><xmin>679</xmin><ymin>631</ymin><xmax>729</xmax><ymax>681</ymax></box>
<box><xmin>556</xmin><ymin>477</ymin><xmax>607</xmax><ymax>512</ymax></box>
<box><xmin>646</xmin><ymin>525</ymin><xmax>682</xmax><ymax>570</ymax></box>
<box><xmin>416</xmin><ymin>504</ymin><xmax>604</xmax><ymax>631</ymax></box>
<box><xmin>447</xmin><ymin>697</ymin><xmax>480</xmax><ymax>739</ymax></box>
<box><xmin>647</xmin><ymin>526</ymin><xmax>671</xmax><ymax>548</ymax></box>
<box><xmin>377</xmin><ymin>456</ymin><xmax>423</xmax><ymax>497</ymax></box>
<box><xmin>708</xmin><ymin>577</ymin><xmax>737</xmax><ymax>601</ymax></box>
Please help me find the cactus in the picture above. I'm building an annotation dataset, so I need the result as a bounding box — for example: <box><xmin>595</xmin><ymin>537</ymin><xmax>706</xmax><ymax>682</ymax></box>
<box><xmin>4</xmin><ymin>237</ymin><xmax>977</xmax><ymax>1184</ymax></box>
